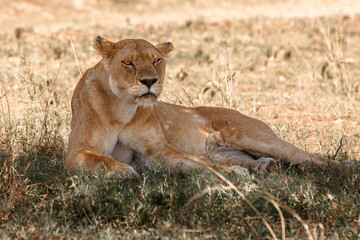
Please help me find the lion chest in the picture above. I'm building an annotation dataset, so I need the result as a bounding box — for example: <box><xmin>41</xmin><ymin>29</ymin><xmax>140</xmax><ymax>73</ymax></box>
<box><xmin>118</xmin><ymin>106</ymin><xmax>167</xmax><ymax>154</ymax></box>
<box><xmin>119</xmin><ymin>103</ymin><xmax>212</xmax><ymax>157</ymax></box>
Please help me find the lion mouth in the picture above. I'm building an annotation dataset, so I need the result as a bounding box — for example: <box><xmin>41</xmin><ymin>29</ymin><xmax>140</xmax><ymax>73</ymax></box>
<box><xmin>139</xmin><ymin>92</ymin><xmax>157</xmax><ymax>98</ymax></box>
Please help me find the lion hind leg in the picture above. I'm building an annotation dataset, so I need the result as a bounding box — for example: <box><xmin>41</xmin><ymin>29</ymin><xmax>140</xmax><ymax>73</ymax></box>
<box><xmin>66</xmin><ymin>149</ymin><xmax>139</xmax><ymax>178</ymax></box>
<box><xmin>197</xmin><ymin>106</ymin><xmax>325</xmax><ymax>167</ymax></box>
<box><xmin>239</xmin><ymin>137</ymin><xmax>325</xmax><ymax>166</ymax></box>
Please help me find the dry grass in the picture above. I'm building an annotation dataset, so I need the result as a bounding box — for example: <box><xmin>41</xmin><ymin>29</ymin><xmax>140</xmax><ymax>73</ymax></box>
<box><xmin>1</xmin><ymin>0</ymin><xmax>360</xmax><ymax>238</ymax></box>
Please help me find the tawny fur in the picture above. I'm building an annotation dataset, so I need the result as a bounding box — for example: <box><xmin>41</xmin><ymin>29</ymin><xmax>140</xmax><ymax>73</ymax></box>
<box><xmin>65</xmin><ymin>37</ymin><xmax>326</xmax><ymax>178</ymax></box>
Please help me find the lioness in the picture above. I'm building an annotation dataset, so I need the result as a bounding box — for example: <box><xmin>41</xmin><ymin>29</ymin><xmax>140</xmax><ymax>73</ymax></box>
<box><xmin>65</xmin><ymin>36</ymin><xmax>326</xmax><ymax>178</ymax></box>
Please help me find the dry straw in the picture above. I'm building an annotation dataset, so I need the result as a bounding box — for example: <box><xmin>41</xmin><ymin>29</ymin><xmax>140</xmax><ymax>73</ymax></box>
<box><xmin>318</xmin><ymin>20</ymin><xmax>353</xmax><ymax>97</ymax></box>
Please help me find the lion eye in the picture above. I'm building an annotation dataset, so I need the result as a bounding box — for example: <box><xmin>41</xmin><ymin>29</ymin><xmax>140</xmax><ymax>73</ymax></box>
<box><xmin>153</xmin><ymin>58</ymin><xmax>161</xmax><ymax>64</ymax></box>
<box><xmin>122</xmin><ymin>60</ymin><xmax>133</xmax><ymax>66</ymax></box>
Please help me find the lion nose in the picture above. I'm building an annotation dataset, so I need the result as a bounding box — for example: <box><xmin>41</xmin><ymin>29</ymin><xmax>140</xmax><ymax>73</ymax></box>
<box><xmin>139</xmin><ymin>78</ymin><xmax>158</xmax><ymax>89</ymax></box>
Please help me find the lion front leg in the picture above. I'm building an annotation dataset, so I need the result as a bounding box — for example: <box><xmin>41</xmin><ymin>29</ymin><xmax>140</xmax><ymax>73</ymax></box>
<box><xmin>65</xmin><ymin>149</ymin><xmax>139</xmax><ymax>178</ymax></box>
<box><xmin>153</xmin><ymin>145</ymin><xmax>214</xmax><ymax>172</ymax></box>
<box><xmin>207</xmin><ymin>146</ymin><xmax>276</xmax><ymax>173</ymax></box>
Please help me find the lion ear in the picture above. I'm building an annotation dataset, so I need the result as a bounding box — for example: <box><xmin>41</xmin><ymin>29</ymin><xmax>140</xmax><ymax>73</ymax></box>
<box><xmin>155</xmin><ymin>42</ymin><xmax>174</xmax><ymax>57</ymax></box>
<box><xmin>94</xmin><ymin>36</ymin><xmax>116</xmax><ymax>58</ymax></box>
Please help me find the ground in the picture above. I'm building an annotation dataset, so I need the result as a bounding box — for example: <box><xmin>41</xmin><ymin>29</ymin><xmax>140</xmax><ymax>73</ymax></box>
<box><xmin>0</xmin><ymin>0</ymin><xmax>360</xmax><ymax>239</ymax></box>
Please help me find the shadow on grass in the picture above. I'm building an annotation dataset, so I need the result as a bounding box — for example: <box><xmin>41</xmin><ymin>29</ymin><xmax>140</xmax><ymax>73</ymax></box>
<box><xmin>1</xmin><ymin>149</ymin><xmax>359</xmax><ymax>239</ymax></box>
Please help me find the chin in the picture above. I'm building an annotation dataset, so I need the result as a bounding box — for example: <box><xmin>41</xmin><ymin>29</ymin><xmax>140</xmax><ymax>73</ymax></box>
<box><xmin>135</xmin><ymin>94</ymin><xmax>157</xmax><ymax>107</ymax></box>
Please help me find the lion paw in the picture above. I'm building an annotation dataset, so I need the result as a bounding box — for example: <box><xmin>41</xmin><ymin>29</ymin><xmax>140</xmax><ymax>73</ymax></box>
<box><xmin>255</xmin><ymin>157</ymin><xmax>276</xmax><ymax>173</ymax></box>
<box><xmin>228</xmin><ymin>165</ymin><xmax>250</xmax><ymax>175</ymax></box>
<box><xmin>107</xmin><ymin>166</ymin><xmax>139</xmax><ymax>179</ymax></box>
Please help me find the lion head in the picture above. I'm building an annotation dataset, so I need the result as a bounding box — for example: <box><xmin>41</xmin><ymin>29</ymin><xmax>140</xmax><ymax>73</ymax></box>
<box><xmin>95</xmin><ymin>36</ymin><xmax>174</xmax><ymax>106</ymax></box>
